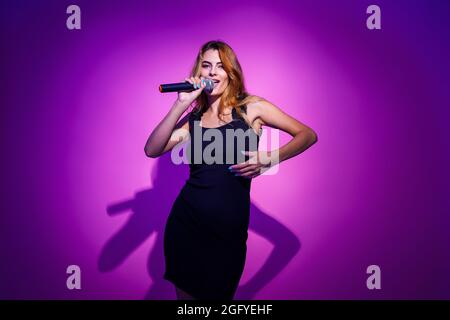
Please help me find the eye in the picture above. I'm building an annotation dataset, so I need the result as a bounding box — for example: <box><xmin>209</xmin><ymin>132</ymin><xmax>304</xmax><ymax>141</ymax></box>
<box><xmin>201</xmin><ymin>63</ymin><xmax>223</xmax><ymax>69</ymax></box>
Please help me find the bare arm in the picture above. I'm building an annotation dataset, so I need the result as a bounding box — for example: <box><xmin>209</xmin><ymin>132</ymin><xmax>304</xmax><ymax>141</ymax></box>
<box><xmin>230</xmin><ymin>99</ymin><xmax>318</xmax><ymax>178</ymax></box>
<box><xmin>144</xmin><ymin>100</ymin><xmax>191</xmax><ymax>158</ymax></box>
<box><xmin>144</xmin><ymin>76</ymin><xmax>213</xmax><ymax>158</ymax></box>
<box><xmin>256</xmin><ymin>99</ymin><xmax>318</xmax><ymax>164</ymax></box>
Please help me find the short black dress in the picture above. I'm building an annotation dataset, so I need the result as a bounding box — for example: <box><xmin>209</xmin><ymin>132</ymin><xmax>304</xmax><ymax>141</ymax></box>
<box><xmin>163</xmin><ymin>105</ymin><xmax>260</xmax><ymax>300</ymax></box>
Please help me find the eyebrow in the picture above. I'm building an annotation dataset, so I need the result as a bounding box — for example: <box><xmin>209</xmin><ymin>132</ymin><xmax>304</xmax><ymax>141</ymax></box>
<box><xmin>201</xmin><ymin>60</ymin><xmax>222</xmax><ymax>65</ymax></box>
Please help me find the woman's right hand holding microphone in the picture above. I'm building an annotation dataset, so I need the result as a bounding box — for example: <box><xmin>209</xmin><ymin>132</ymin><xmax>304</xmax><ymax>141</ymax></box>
<box><xmin>176</xmin><ymin>76</ymin><xmax>207</xmax><ymax>107</ymax></box>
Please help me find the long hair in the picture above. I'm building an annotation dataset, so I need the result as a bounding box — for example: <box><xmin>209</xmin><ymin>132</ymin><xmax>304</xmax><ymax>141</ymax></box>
<box><xmin>189</xmin><ymin>40</ymin><xmax>264</xmax><ymax>132</ymax></box>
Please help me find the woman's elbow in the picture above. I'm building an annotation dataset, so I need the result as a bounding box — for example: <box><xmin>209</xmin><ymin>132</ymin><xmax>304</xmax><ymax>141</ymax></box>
<box><xmin>312</xmin><ymin>131</ymin><xmax>318</xmax><ymax>143</ymax></box>
<box><xmin>144</xmin><ymin>147</ymin><xmax>160</xmax><ymax>158</ymax></box>
<box><xmin>307</xmin><ymin>129</ymin><xmax>318</xmax><ymax>145</ymax></box>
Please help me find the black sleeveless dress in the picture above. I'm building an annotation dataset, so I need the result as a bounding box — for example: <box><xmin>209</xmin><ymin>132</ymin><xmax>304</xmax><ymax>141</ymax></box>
<box><xmin>163</xmin><ymin>105</ymin><xmax>260</xmax><ymax>300</ymax></box>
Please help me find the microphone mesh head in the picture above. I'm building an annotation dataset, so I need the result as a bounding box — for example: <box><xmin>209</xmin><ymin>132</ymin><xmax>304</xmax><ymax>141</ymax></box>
<box><xmin>204</xmin><ymin>78</ymin><xmax>215</xmax><ymax>93</ymax></box>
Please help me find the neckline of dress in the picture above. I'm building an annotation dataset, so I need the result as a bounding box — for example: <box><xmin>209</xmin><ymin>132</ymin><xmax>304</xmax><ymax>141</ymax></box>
<box><xmin>199</xmin><ymin>108</ymin><xmax>236</xmax><ymax>129</ymax></box>
<box><xmin>195</xmin><ymin>107</ymin><xmax>261</xmax><ymax>138</ymax></box>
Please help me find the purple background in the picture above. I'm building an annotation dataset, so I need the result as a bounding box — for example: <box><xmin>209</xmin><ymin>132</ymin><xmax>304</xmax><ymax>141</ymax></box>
<box><xmin>1</xmin><ymin>0</ymin><xmax>450</xmax><ymax>299</ymax></box>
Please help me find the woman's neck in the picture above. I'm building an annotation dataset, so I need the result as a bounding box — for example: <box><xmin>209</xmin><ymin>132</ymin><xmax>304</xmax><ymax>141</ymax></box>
<box><xmin>206</xmin><ymin>95</ymin><xmax>223</xmax><ymax>115</ymax></box>
<box><xmin>205</xmin><ymin>95</ymin><xmax>233</xmax><ymax>115</ymax></box>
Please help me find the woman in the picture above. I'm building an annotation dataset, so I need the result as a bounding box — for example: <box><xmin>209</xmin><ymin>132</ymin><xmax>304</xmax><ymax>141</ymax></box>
<box><xmin>145</xmin><ymin>40</ymin><xmax>318</xmax><ymax>300</ymax></box>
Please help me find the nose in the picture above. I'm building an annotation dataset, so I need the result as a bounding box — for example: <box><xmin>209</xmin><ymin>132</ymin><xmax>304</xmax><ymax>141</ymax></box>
<box><xmin>209</xmin><ymin>67</ymin><xmax>217</xmax><ymax>76</ymax></box>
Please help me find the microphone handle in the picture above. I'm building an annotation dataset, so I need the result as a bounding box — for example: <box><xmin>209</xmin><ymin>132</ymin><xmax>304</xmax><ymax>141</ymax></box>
<box><xmin>159</xmin><ymin>82</ymin><xmax>194</xmax><ymax>93</ymax></box>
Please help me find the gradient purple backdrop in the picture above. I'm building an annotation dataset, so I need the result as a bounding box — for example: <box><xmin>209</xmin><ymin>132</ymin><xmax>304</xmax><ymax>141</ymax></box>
<box><xmin>1</xmin><ymin>0</ymin><xmax>450</xmax><ymax>299</ymax></box>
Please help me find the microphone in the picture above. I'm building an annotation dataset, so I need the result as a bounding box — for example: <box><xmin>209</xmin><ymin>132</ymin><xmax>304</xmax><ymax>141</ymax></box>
<box><xmin>159</xmin><ymin>78</ymin><xmax>215</xmax><ymax>93</ymax></box>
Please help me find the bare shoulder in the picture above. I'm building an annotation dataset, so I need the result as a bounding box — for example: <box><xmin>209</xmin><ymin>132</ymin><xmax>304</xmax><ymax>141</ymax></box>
<box><xmin>245</xmin><ymin>97</ymin><xmax>271</xmax><ymax>126</ymax></box>
<box><xmin>246</xmin><ymin>97</ymin><xmax>317</xmax><ymax>137</ymax></box>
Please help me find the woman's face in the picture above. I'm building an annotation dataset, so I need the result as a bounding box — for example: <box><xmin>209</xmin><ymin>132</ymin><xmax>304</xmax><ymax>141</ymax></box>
<box><xmin>199</xmin><ymin>49</ymin><xmax>229</xmax><ymax>96</ymax></box>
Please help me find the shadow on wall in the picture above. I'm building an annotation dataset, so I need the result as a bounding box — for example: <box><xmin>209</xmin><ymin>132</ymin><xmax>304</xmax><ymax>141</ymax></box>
<box><xmin>98</xmin><ymin>152</ymin><xmax>301</xmax><ymax>300</ymax></box>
